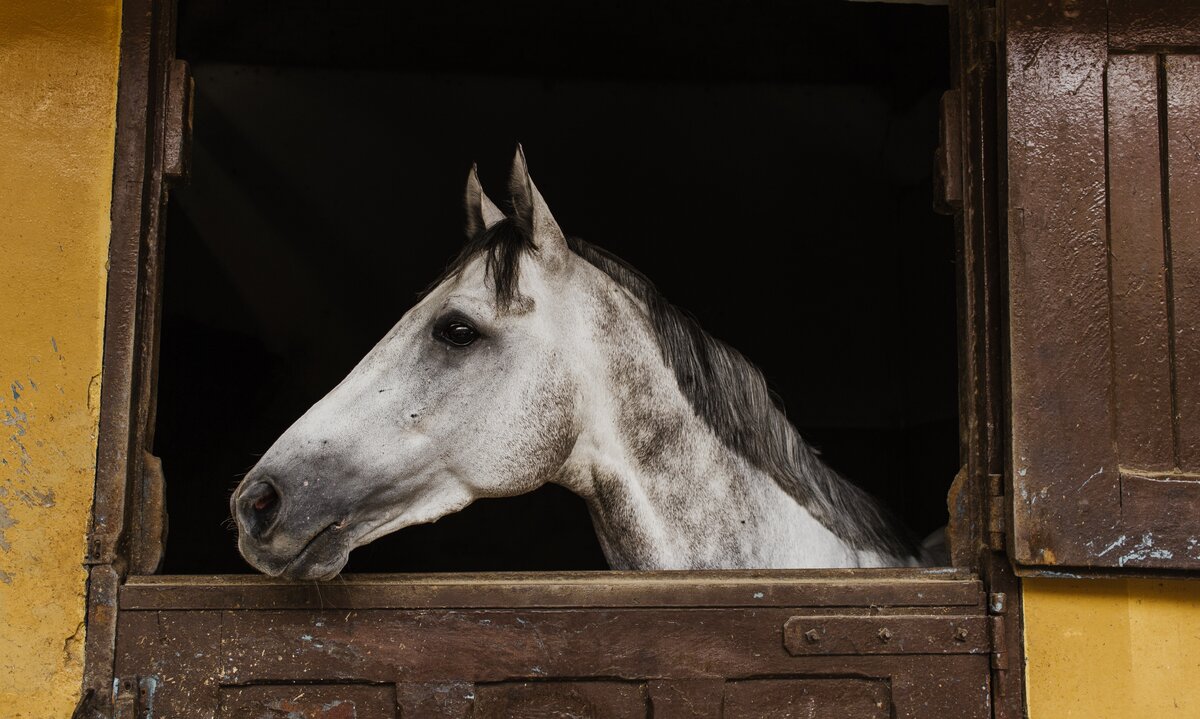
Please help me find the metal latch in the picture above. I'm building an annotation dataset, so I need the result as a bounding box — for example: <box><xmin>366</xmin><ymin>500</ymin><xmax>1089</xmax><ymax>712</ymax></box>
<box><xmin>783</xmin><ymin>614</ymin><xmax>990</xmax><ymax>656</ymax></box>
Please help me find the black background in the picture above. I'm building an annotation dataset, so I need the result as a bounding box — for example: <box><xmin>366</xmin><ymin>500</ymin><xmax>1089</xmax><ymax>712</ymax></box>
<box><xmin>157</xmin><ymin>0</ymin><xmax>957</xmax><ymax>573</ymax></box>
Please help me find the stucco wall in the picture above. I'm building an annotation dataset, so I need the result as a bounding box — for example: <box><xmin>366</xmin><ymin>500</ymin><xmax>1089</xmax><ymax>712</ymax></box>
<box><xmin>1024</xmin><ymin>577</ymin><xmax>1200</xmax><ymax>718</ymax></box>
<box><xmin>0</xmin><ymin>1</ymin><xmax>121</xmax><ymax>716</ymax></box>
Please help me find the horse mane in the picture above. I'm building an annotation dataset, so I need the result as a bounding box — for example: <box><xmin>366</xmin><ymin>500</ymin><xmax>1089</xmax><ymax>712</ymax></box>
<box><xmin>437</xmin><ymin>217</ymin><xmax>919</xmax><ymax>560</ymax></box>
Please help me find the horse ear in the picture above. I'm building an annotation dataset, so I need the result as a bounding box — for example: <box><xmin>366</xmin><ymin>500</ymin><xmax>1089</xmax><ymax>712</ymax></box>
<box><xmin>464</xmin><ymin>164</ymin><xmax>505</xmax><ymax>238</ymax></box>
<box><xmin>508</xmin><ymin>145</ymin><xmax>569</xmax><ymax>267</ymax></box>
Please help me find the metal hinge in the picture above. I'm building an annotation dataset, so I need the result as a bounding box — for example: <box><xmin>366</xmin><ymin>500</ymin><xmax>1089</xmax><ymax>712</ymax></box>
<box><xmin>162</xmin><ymin>58</ymin><xmax>194</xmax><ymax>185</ymax></box>
<box><xmin>979</xmin><ymin>7</ymin><xmax>999</xmax><ymax>44</ymax></box>
<box><xmin>986</xmin><ymin>473</ymin><xmax>1006</xmax><ymax>551</ymax></box>
<box><xmin>112</xmin><ymin>675</ymin><xmax>158</xmax><ymax>719</ymax></box>
<box><xmin>934</xmin><ymin>89</ymin><xmax>963</xmax><ymax>215</ymax></box>
<box><xmin>989</xmin><ymin>591</ymin><xmax>1009</xmax><ymax>672</ymax></box>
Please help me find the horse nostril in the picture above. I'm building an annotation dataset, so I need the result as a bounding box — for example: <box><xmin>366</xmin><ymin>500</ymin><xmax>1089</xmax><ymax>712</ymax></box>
<box><xmin>239</xmin><ymin>480</ymin><xmax>282</xmax><ymax>539</ymax></box>
<box><xmin>253</xmin><ymin>486</ymin><xmax>278</xmax><ymax>512</ymax></box>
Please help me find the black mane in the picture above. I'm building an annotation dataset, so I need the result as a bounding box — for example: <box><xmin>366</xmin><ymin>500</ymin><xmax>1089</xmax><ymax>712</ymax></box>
<box><xmin>436</xmin><ymin>217</ymin><xmax>919</xmax><ymax>559</ymax></box>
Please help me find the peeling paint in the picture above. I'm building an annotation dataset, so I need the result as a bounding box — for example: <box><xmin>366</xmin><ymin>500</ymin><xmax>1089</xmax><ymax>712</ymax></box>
<box><xmin>1116</xmin><ymin>533</ymin><xmax>1173</xmax><ymax>567</ymax></box>
<box><xmin>1096</xmin><ymin>534</ymin><xmax>1128</xmax><ymax>557</ymax></box>
<box><xmin>0</xmin><ymin>503</ymin><xmax>15</xmax><ymax>552</ymax></box>
<box><xmin>0</xmin><ymin>1</ymin><xmax>121</xmax><ymax>715</ymax></box>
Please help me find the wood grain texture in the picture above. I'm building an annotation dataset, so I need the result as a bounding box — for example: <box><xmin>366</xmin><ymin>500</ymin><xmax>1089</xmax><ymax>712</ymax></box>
<box><xmin>114</xmin><ymin>578</ymin><xmax>992</xmax><ymax>719</ymax></box>
<box><xmin>1166</xmin><ymin>54</ymin><xmax>1200</xmax><ymax>472</ymax></box>
<box><xmin>118</xmin><ymin>570</ymin><xmax>982</xmax><ymax>610</ymax></box>
<box><xmin>1110</xmin><ymin>0</ymin><xmax>1200</xmax><ymax>51</ymax></box>
<box><xmin>1005</xmin><ymin>0</ymin><xmax>1119</xmax><ymax>567</ymax></box>
<box><xmin>1106</xmin><ymin>54</ymin><xmax>1174</xmax><ymax>471</ymax></box>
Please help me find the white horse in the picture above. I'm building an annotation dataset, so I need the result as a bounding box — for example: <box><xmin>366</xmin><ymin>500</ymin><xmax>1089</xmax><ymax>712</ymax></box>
<box><xmin>231</xmin><ymin>148</ymin><xmax>933</xmax><ymax>581</ymax></box>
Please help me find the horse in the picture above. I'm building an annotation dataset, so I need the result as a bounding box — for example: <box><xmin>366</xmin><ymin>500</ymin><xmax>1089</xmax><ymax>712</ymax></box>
<box><xmin>231</xmin><ymin>147</ymin><xmax>936</xmax><ymax>581</ymax></box>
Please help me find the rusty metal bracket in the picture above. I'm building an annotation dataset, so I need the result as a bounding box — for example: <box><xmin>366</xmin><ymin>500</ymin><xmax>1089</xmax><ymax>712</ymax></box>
<box><xmin>83</xmin><ymin>530</ymin><xmax>123</xmax><ymax>567</ymax></box>
<box><xmin>986</xmin><ymin>473</ymin><xmax>1006</xmax><ymax>551</ymax></box>
<box><xmin>989</xmin><ymin>591</ymin><xmax>1009</xmax><ymax>671</ymax></box>
<box><xmin>783</xmin><ymin>614</ymin><xmax>990</xmax><ymax>656</ymax></box>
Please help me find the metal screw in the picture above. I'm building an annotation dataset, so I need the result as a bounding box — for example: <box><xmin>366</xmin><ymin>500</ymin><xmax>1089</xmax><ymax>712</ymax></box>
<box><xmin>804</xmin><ymin>629</ymin><xmax>821</xmax><ymax>643</ymax></box>
<box><xmin>954</xmin><ymin>627</ymin><xmax>969</xmax><ymax>642</ymax></box>
<box><xmin>877</xmin><ymin>628</ymin><xmax>892</xmax><ymax>643</ymax></box>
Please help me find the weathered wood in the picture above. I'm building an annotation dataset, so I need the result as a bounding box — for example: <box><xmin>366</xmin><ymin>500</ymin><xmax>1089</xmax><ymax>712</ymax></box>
<box><xmin>218</xmin><ymin>685</ymin><xmax>396</xmax><ymax>719</ymax></box>
<box><xmin>647</xmin><ymin>680</ymin><xmax>724</xmax><ymax>719</ymax></box>
<box><xmin>474</xmin><ymin>682</ymin><xmax>646</xmax><ymax>718</ymax></box>
<box><xmin>119</xmin><ymin>570</ymin><xmax>982</xmax><ymax>610</ymax></box>
<box><xmin>722</xmin><ymin>679</ymin><xmax>889</xmax><ymax>719</ymax></box>
<box><xmin>1166</xmin><ymin>54</ymin><xmax>1200</xmax><ymax>473</ymax></box>
<box><xmin>1106</xmin><ymin>54</ymin><xmax>1174</xmax><ymax>472</ymax></box>
<box><xmin>1005</xmin><ymin>0</ymin><xmax>1200</xmax><ymax>573</ymax></box>
<box><xmin>1109</xmin><ymin>0</ymin><xmax>1200</xmax><ymax>51</ymax></box>
<box><xmin>1006</xmin><ymin>0</ymin><xmax>1117</xmax><ymax>568</ymax></box>
<box><xmin>116</xmin><ymin>603</ymin><xmax>991</xmax><ymax>718</ymax></box>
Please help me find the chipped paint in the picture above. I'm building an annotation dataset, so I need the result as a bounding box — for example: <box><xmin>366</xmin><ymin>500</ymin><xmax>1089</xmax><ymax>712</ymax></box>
<box><xmin>1095</xmin><ymin>534</ymin><xmax>1128</xmax><ymax>557</ymax></box>
<box><xmin>0</xmin><ymin>1</ymin><xmax>121</xmax><ymax>716</ymax></box>
<box><xmin>1116</xmin><ymin>533</ymin><xmax>1173</xmax><ymax>567</ymax></box>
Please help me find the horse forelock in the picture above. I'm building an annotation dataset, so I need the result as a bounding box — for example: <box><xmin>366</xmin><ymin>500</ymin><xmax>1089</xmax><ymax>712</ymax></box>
<box><xmin>433</xmin><ymin>217</ymin><xmax>919</xmax><ymax>559</ymax></box>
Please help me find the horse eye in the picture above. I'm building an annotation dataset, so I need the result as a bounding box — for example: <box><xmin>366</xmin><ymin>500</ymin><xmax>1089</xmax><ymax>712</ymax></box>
<box><xmin>436</xmin><ymin>320</ymin><xmax>479</xmax><ymax>347</ymax></box>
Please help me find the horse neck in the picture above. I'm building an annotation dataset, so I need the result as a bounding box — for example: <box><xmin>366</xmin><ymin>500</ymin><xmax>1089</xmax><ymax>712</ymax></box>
<box><xmin>555</xmin><ymin>277</ymin><xmax>908</xmax><ymax>570</ymax></box>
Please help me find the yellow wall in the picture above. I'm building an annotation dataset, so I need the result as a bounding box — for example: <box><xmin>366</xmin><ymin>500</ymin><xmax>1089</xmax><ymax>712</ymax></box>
<box><xmin>0</xmin><ymin>1</ymin><xmax>121</xmax><ymax>716</ymax></box>
<box><xmin>1025</xmin><ymin>578</ymin><xmax>1200</xmax><ymax>718</ymax></box>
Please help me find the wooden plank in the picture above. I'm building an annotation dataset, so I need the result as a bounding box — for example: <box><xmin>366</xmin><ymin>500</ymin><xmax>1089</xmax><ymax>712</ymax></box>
<box><xmin>473</xmin><ymin>681</ymin><xmax>647</xmax><ymax>718</ymax></box>
<box><xmin>1120</xmin><ymin>473</ymin><xmax>1200</xmax><ymax>564</ymax></box>
<box><xmin>119</xmin><ymin>570</ymin><xmax>983</xmax><ymax>611</ymax></box>
<box><xmin>1005</xmin><ymin>0</ymin><xmax>1119</xmax><ymax>567</ymax></box>
<box><xmin>395</xmin><ymin>682</ymin><xmax>474</xmax><ymax>718</ymax></box>
<box><xmin>115</xmin><ymin>607</ymin><xmax>992</xmax><ymax>719</ymax></box>
<box><xmin>209</xmin><ymin>607</ymin><xmax>982</xmax><ymax>684</ymax></box>
<box><xmin>218</xmin><ymin>685</ymin><xmax>396</xmax><ymax>719</ymax></box>
<box><xmin>1106</xmin><ymin>54</ymin><xmax>1174</xmax><ymax>471</ymax></box>
<box><xmin>1110</xmin><ymin>1</ymin><xmax>1200</xmax><ymax>51</ymax></box>
<box><xmin>722</xmin><ymin>678</ymin><xmax>889</xmax><ymax>719</ymax></box>
<box><xmin>647</xmin><ymin>680</ymin><xmax>724</xmax><ymax>719</ymax></box>
<box><xmin>1166</xmin><ymin>54</ymin><xmax>1200</xmax><ymax>472</ymax></box>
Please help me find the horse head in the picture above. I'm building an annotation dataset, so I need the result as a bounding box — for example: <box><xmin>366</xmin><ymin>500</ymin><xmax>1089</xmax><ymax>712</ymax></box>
<box><xmin>231</xmin><ymin>148</ymin><xmax>588</xmax><ymax>580</ymax></box>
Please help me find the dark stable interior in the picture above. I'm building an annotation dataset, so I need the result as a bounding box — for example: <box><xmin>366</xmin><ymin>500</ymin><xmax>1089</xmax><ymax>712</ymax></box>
<box><xmin>158</xmin><ymin>0</ymin><xmax>956</xmax><ymax>573</ymax></box>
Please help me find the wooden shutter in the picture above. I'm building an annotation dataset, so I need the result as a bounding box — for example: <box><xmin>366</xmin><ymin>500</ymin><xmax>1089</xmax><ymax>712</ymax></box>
<box><xmin>1005</xmin><ymin>0</ymin><xmax>1200</xmax><ymax>571</ymax></box>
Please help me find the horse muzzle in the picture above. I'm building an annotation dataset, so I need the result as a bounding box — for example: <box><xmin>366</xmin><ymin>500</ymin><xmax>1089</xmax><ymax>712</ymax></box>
<box><xmin>232</xmin><ymin>474</ymin><xmax>352</xmax><ymax>580</ymax></box>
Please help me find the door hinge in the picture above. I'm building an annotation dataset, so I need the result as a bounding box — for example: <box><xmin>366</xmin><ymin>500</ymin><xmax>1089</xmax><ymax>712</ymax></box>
<box><xmin>934</xmin><ymin>88</ymin><xmax>963</xmax><ymax>215</ymax></box>
<box><xmin>162</xmin><ymin>58</ymin><xmax>194</xmax><ymax>185</ymax></box>
<box><xmin>986</xmin><ymin>473</ymin><xmax>1006</xmax><ymax>551</ymax></box>
<box><xmin>112</xmin><ymin>675</ymin><xmax>158</xmax><ymax>719</ymax></box>
<box><xmin>988</xmin><ymin>591</ymin><xmax>1009</xmax><ymax>672</ymax></box>
<box><xmin>979</xmin><ymin>7</ymin><xmax>999</xmax><ymax>44</ymax></box>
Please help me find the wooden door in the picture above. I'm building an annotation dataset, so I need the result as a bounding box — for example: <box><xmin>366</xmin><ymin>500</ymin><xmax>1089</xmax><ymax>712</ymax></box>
<box><xmin>1005</xmin><ymin>0</ymin><xmax>1200</xmax><ymax>572</ymax></box>
<box><xmin>111</xmin><ymin>571</ymin><xmax>993</xmax><ymax>718</ymax></box>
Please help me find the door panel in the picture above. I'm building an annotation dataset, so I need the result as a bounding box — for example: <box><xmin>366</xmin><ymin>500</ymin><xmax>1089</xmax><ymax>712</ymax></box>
<box><xmin>113</xmin><ymin>573</ymin><xmax>991</xmax><ymax>718</ymax></box>
<box><xmin>1005</xmin><ymin>0</ymin><xmax>1200</xmax><ymax>572</ymax></box>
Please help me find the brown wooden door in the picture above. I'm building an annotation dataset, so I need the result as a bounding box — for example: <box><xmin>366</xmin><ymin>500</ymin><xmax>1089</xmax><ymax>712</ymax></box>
<box><xmin>1005</xmin><ymin>0</ymin><xmax>1200</xmax><ymax>572</ymax></box>
<box><xmin>111</xmin><ymin>571</ymin><xmax>993</xmax><ymax>718</ymax></box>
